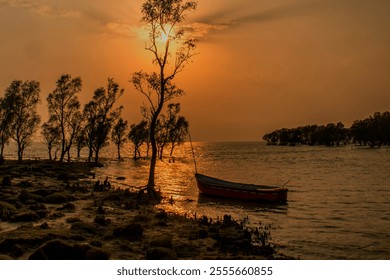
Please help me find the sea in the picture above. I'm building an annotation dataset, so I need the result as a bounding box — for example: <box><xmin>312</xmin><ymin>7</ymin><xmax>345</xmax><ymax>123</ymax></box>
<box><xmin>4</xmin><ymin>141</ymin><xmax>390</xmax><ymax>260</ymax></box>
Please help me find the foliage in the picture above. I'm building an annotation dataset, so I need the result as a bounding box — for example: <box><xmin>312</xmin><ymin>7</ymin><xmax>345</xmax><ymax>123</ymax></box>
<box><xmin>83</xmin><ymin>78</ymin><xmax>123</xmax><ymax>163</ymax></box>
<box><xmin>47</xmin><ymin>74</ymin><xmax>83</xmax><ymax>162</ymax></box>
<box><xmin>0</xmin><ymin>98</ymin><xmax>13</xmax><ymax>157</ymax></box>
<box><xmin>111</xmin><ymin>118</ymin><xmax>128</xmax><ymax>160</ymax></box>
<box><xmin>128</xmin><ymin>120</ymin><xmax>149</xmax><ymax>160</ymax></box>
<box><xmin>156</xmin><ymin>103</ymin><xmax>189</xmax><ymax>159</ymax></box>
<box><xmin>41</xmin><ymin>120</ymin><xmax>61</xmax><ymax>160</ymax></box>
<box><xmin>131</xmin><ymin>0</ymin><xmax>197</xmax><ymax>192</ymax></box>
<box><xmin>3</xmin><ymin>80</ymin><xmax>41</xmax><ymax>161</ymax></box>
<box><xmin>263</xmin><ymin>111</ymin><xmax>390</xmax><ymax>148</ymax></box>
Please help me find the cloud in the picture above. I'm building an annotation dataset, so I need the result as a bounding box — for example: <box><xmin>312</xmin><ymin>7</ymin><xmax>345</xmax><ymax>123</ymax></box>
<box><xmin>106</xmin><ymin>22</ymin><xmax>141</xmax><ymax>38</ymax></box>
<box><xmin>0</xmin><ymin>0</ymin><xmax>81</xmax><ymax>18</ymax></box>
<box><xmin>185</xmin><ymin>22</ymin><xmax>227</xmax><ymax>39</ymax></box>
<box><xmin>194</xmin><ymin>0</ymin><xmax>325</xmax><ymax>32</ymax></box>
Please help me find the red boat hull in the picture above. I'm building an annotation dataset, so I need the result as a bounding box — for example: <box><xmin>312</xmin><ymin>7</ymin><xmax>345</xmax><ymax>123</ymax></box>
<box><xmin>195</xmin><ymin>173</ymin><xmax>288</xmax><ymax>202</ymax></box>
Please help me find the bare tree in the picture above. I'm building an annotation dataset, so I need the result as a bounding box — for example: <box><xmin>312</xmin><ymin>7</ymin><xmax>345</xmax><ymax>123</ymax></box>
<box><xmin>3</xmin><ymin>80</ymin><xmax>41</xmax><ymax>161</ymax></box>
<box><xmin>47</xmin><ymin>74</ymin><xmax>82</xmax><ymax>162</ymax></box>
<box><xmin>131</xmin><ymin>0</ymin><xmax>197</xmax><ymax>194</ymax></box>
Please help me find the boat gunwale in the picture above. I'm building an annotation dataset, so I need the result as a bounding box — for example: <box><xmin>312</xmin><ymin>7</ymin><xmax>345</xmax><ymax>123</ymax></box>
<box><xmin>195</xmin><ymin>173</ymin><xmax>288</xmax><ymax>193</ymax></box>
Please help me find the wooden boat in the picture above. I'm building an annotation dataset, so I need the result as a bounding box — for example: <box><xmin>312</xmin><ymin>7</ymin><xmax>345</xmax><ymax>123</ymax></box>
<box><xmin>195</xmin><ymin>173</ymin><xmax>288</xmax><ymax>202</ymax></box>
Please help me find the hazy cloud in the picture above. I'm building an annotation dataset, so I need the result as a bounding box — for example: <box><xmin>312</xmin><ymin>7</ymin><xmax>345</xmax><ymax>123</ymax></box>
<box><xmin>0</xmin><ymin>0</ymin><xmax>81</xmax><ymax>18</ymax></box>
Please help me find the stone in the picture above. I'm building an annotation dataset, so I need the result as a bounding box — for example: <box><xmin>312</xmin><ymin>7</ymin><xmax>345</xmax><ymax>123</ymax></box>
<box><xmin>113</xmin><ymin>223</ymin><xmax>143</xmax><ymax>240</ymax></box>
<box><xmin>19</xmin><ymin>190</ymin><xmax>43</xmax><ymax>203</ymax></box>
<box><xmin>94</xmin><ymin>215</ymin><xmax>107</xmax><ymax>226</ymax></box>
<box><xmin>29</xmin><ymin>240</ymin><xmax>109</xmax><ymax>260</ymax></box>
<box><xmin>1</xmin><ymin>176</ymin><xmax>12</xmax><ymax>186</ymax></box>
<box><xmin>71</xmin><ymin>222</ymin><xmax>98</xmax><ymax>235</ymax></box>
<box><xmin>146</xmin><ymin>247</ymin><xmax>177</xmax><ymax>260</ymax></box>
<box><xmin>28</xmin><ymin>240</ymin><xmax>85</xmax><ymax>260</ymax></box>
<box><xmin>0</xmin><ymin>254</ymin><xmax>13</xmax><ymax>260</ymax></box>
<box><xmin>43</xmin><ymin>192</ymin><xmax>70</xmax><ymax>204</ymax></box>
<box><xmin>150</xmin><ymin>237</ymin><xmax>173</xmax><ymax>249</ymax></box>
<box><xmin>10</xmin><ymin>211</ymin><xmax>40</xmax><ymax>222</ymax></box>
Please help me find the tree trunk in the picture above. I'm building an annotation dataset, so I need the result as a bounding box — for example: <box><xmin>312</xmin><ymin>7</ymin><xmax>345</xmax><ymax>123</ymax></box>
<box><xmin>94</xmin><ymin>149</ymin><xmax>99</xmax><ymax>163</ymax></box>
<box><xmin>117</xmin><ymin>144</ymin><xmax>121</xmax><ymax>160</ymax></box>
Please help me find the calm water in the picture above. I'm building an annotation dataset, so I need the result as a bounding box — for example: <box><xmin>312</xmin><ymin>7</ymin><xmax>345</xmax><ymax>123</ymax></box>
<box><xmin>7</xmin><ymin>142</ymin><xmax>390</xmax><ymax>259</ymax></box>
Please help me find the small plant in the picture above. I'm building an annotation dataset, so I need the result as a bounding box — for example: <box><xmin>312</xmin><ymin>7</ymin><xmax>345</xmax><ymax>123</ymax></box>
<box><xmin>251</xmin><ymin>223</ymin><xmax>274</xmax><ymax>247</ymax></box>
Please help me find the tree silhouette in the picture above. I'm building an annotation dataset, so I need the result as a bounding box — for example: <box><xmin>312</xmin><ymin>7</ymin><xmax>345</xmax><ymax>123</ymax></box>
<box><xmin>3</xmin><ymin>80</ymin><xmax>41</xmax><ymax>161</ymax></box>
<box><xmin>155</xmin><ymin>103</ymin><xmax>189</xmax><ymax>159</ymax></box>
<box><xmin>83</xmin><ymin>78</ymin><xmax>123</xmax><ymax>163</ymax></box>
<box><xmin>131</xmin><ymin>0</ymin><xmax>197</xmax><ymax>194</ymax></box>
<box><xmin>111</xmin><ymin>118</ymin><xmax>128</xmax><ymax>160</ymax></box>
<box><xmin>0</xmin><ymin>98</ymin><xmax>13</xmax><ymax>158</ymax></box>
<box><xmin>47</xmin><ymin>74</ymin><xmax>82</xmax><ymax>162</ymax></box>
<box><xmin>128</xmin><ymin>120</ymin><xmax>149</xmax><ymax>160</ymax></box>
<box><xmin>41</xmin><ymin>120</ymin><xmax>61</xmax><ymax>160</ymax></box>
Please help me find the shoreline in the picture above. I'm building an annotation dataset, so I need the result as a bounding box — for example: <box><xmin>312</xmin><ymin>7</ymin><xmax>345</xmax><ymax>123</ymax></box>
<box><xmin>0</xmin><ymin>160</ymin><xmax>291</xmax><ymax>260</ymax></box>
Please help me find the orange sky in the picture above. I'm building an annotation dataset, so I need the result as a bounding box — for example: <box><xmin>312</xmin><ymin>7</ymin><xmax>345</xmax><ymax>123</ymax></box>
<box><xmin>1</xmin><ymin>0</ymin><xmax>390</xmax><ymax>141</ymax></box>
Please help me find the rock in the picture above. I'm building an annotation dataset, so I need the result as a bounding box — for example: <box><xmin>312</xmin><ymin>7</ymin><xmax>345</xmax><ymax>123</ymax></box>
<box><xmin>59</xmin><ymin>202</ymin><xmax>76</xmax><ymax>211</ymax></box>
<box><xmin>43</xmin><ymin>192</ymin><xmax>70</xmax><ymax>204</ymax></box>
<box><xmin>36</xmin><ymin>209</ymin><xmax>48</xmax><ymax>218</ymax></box>
<box><xmin>146</xmin><ymin>247</ymin><xmax>177</xmax><ymax>260</ymax></box>
<box><xmin>116</xmin><ymin>176</ymin><xmax>126</xmax><ymax>180</ymax></box>
<box><xmin>113</xmin><ymin>223</ymin><xmax>143</xmax><ymax>240</ymax></box>
<box><xmin>154</xmin><ymin>211</ymin><xmax>168</xmax><ymax>220</ymax></box>
<box><xmin>80</xmin><ymin>245</ymin><xmax>109</xmax><ymax>260</ymax></box>
<box><xmin>19</xmin><ymin>190</ymin><xmax>43</xmax><ymax>203</ymax></box>
<box><xmin>19</xmin><ymin>181</ymin><xmax>33</xmax><ymax>188</ymax></box>
<box><xmin>57</xmin><ymin>173</ymin><xmax>78</xmax><ymax>181</ymax></box>
<box><xmin>10</xmin><ymin>211</ymin><xmax>40</xmax><ymax>222</ymax></box>
<box><xmin>31</xmin><ymin>188</ymin><xmax>56</xmax><ymax>197</ymax></box>
<box><xmin>90</xmin><ymin>240</ymin><xmax>103</xmax><ymax>247</ymax></box>
<box><xmin>1</xmin><ymin>176</ymin><xmax>12</xmax><ymax>186</ymax></box>
<box><xmin>0</xmin><ymin>254</ymin><xmax>13</xmax><ymax>260</ymax></box>
<box><xmin>71</xmin><ymin>222</ymin><xmax>98</xmax><ymax>235</ymax></box>
<box><xmin>133</xmin><ymin>215</ymin><xmax>150</xmax><ymax>223</ymax></box>
<box><xmin>29</xmin><ymin>240</ymin><xmax>109</xmax><ymax>260</ymax></box>
<box><xmin>150</xmin><ymin>237</ymin><xmax>173</xmax><ymax>249</ymax></box>
<box><xmin>39</xmin><ymin>222</ymin><xmax>49</xmax><ymax>229</ymax></box>
<box><xmin>94</xmin><ymin>215</ymin><xmax>107</xmax><ymax>226</ymax></box>
<box><xmin>0</xmin><ymin>201</ymin><xmax>17</xmax><ymax>218</ymax></box>
<box><xmin>28</xmin><ymin>240</ymin><xmax>77</xmax><ymax>260</ymax></box>
<box><xmin>66</xmin><ymin>217</ymin><xmax>82</xmax><ymax>224</ymax></box>
<box><xmin>198</xmin><ymin>229</ymin><xmax>208</xmax><ymax>239</ymax></box>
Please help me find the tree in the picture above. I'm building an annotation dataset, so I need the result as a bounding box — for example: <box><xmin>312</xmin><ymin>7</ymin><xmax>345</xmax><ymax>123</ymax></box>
<box><xmin>128</xmin><ymin>120</ymin><xmax>149</xmax><ymax>160</ymax></box>
<box><xmin>47</xmin><ymin>74</ymin><xmax>82</xmax><ymax>162</ymax></box>
<box><xmin>83</xmin><ymin>78</ymin><xmax>123</xmax><ymax>163</ymax></box>
<box><xmin>131</xmin><ymin>0</ymin><xmax>197</xmax><ymax>194</ymax></box>
<box><xmin>111</xmin><ymin>118</ymin><xmax>128</xmax><ymax>160</ymax></box>
<box><xmin>3</xmin><ymin>80</ymin><xmax>41</xmax><ymax>161</ymax></box>
<box><xmin>155</xmin><ymin>103</ymin><xmax>189</xmax><ymax>159</ymax></box>
<box><xmin>41</xmin><ymin>120</ymin><xmax>61</xmax><ymax>160</ymax></box>
<box><xmin>0</xmin><ymin>98</ymin><xmax>13</xmax><ymax>158</ymax></box>
<box><xmin>76</xmin><ymin>128</ymin><xmax>88</xmax><ymax>159</ymax></box>
<box><xmin>168</xmin><ymin>115</ymin><xmax>189</xmax><ymax>157</ymax></box>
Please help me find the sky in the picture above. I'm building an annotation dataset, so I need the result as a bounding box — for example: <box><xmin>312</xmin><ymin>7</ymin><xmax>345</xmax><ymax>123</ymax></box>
<box><xmin>1</xmin><ymin>0</ymin><xmax>390</xmax><ymax>142</ymax></box>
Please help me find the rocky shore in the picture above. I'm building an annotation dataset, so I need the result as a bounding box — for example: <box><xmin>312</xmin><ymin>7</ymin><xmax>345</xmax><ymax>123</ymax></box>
<box><xmin>0</xmin><ymin>160</ymin><xmax>288</xmax><ymax>260</ymax></box>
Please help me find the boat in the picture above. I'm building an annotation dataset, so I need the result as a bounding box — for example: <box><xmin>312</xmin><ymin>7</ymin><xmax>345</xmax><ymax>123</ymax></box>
<box><xmin>195</xmin><ymin>173</ymin><xmax>288</xmax><ymax>202</ymax></box>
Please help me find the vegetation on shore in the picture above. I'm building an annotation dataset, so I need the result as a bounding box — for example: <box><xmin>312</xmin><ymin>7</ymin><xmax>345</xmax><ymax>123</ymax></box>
<box><xmin>0</xmin><ymin>160</ymin><xmax>287</xmax><ymax>260</ymax></box>
<box><xmin>263</xmin><ymin>111</ymin><xmax>390</xmax><ymax>148</ymax></box>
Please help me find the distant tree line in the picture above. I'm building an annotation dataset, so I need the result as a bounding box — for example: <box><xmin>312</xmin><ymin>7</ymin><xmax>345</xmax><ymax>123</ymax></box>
<box><xmin>263</xmin><ymin>111</ymin><xmax>390</xmax><ymax>148</ymax></box>
<box><xmin>0</xmin><ymin>74</ymin><xmax>189</xmax><ymax>162</ymax></box>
